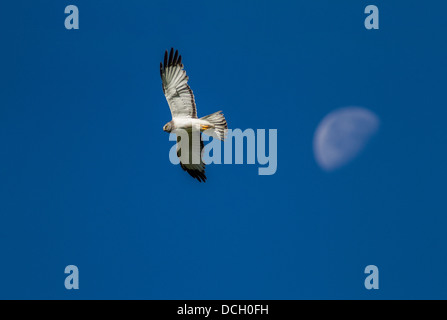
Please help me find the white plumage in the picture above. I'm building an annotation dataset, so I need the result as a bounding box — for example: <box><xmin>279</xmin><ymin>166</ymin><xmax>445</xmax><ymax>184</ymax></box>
<box><xmin>160</xmin><ymin>48</ymin><xmax>228</xmax><ymax>182</ymax></box>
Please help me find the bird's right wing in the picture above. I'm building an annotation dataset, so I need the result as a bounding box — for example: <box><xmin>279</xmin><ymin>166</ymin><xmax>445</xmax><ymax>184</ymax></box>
<box><xmin>177</xmin><ymin>131</ymin><xmax>206</xmax><ymax>182</ymax></box>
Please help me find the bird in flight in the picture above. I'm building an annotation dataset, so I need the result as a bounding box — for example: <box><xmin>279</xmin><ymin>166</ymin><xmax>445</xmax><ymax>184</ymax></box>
<box><xmin>160</xmin><ymin>48</ymin><xmax>227</xmax><ymax>182</ymax></box>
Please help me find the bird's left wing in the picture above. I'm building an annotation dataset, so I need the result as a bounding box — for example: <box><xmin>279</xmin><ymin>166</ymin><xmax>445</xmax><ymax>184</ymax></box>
<box><xmin>160</xmin><ymin>48</ymin><xmax>197</xmax><ymax>119</ymax></box>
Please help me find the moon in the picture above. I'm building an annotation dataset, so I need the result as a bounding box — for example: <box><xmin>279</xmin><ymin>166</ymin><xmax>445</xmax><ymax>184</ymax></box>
<box><xmin>313</xmin><ymin>107</ymin><xmax>379</xmax><ymax>171</ymax></box>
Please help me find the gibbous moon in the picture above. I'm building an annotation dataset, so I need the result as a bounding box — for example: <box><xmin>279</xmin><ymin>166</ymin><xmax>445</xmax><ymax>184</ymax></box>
<box><xmin>313</xmin><ymin>107</ymin><xmax>379</xmax><ymax>171</ymax></box>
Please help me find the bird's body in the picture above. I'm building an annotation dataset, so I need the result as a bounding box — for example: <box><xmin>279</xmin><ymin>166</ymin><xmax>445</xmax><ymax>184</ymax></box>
<box><xmin>169</xmin><ymin>118</ymin><xmax>215</xmax><ymax>133</ymax></box>
<box><xmin>160</xmin><ymin>48</ymin><xmax>227</xmax><ymax>182</ymax></box>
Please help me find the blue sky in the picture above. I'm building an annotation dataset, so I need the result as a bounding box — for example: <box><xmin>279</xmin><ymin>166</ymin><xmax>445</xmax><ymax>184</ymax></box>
<box><xmin>1</xmin><ymin>0</ymin><xmax>447</xmax><ymax>299</ymax></box>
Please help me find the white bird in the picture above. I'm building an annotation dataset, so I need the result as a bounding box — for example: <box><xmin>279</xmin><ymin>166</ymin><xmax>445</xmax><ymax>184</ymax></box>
<box><xmin>160</xmin><ymin>48</ymin><xmax>228</xmax><ymax>182</ymax></box>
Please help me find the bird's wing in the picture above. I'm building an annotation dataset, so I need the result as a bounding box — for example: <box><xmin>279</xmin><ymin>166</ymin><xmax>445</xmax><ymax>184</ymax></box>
<box><xmin>160</xmin><ymin>48</ymin><xmax>197</xmax><ymax>119</ymax></box>
<box><xmin>177</xmin><ymin>132</ymin><xmax>206</xmax><ymax>182</ymax></box>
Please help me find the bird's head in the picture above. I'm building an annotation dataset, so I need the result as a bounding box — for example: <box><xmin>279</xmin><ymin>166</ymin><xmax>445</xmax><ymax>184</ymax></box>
<box><xmin>163</xmin><ymin>121</ymin><xmax>173</xmax><ymax>133</ymax></box>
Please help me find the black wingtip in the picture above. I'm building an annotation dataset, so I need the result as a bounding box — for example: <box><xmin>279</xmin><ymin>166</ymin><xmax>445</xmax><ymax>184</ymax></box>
<box><xmin>162</xmin><ymin>48</ymin><xmax>183</xmax><ymax>70</ymax></box>
<box><xmin>173</xmin><ymin>50</ymin><xmax>179</xmax><ymax>65</ymax></box>
<box><xmin>163</xmin><ymin>50</ymin><xmax>168</xmax><ymax>69</ymax></box>
<box><xmin>182</xmin><ymin>167</ymin><xmax>207</xmax><ymax>182</ymax></box>
<box><xmin>168</xmin><ymin>48</ymin><xmax>174</xmax><ymax>66</ymax></box>
<box><xmin>192</xmin><ymin>170</ymin><xmax>207</xmax><ymax>183</ymax></box>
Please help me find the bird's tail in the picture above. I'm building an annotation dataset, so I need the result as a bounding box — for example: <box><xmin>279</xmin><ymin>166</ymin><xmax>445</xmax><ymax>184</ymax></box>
<box><xmin>201</xmin><ymin>111</ymin><xmax>228</xmax><ymax>141</ymax></box>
